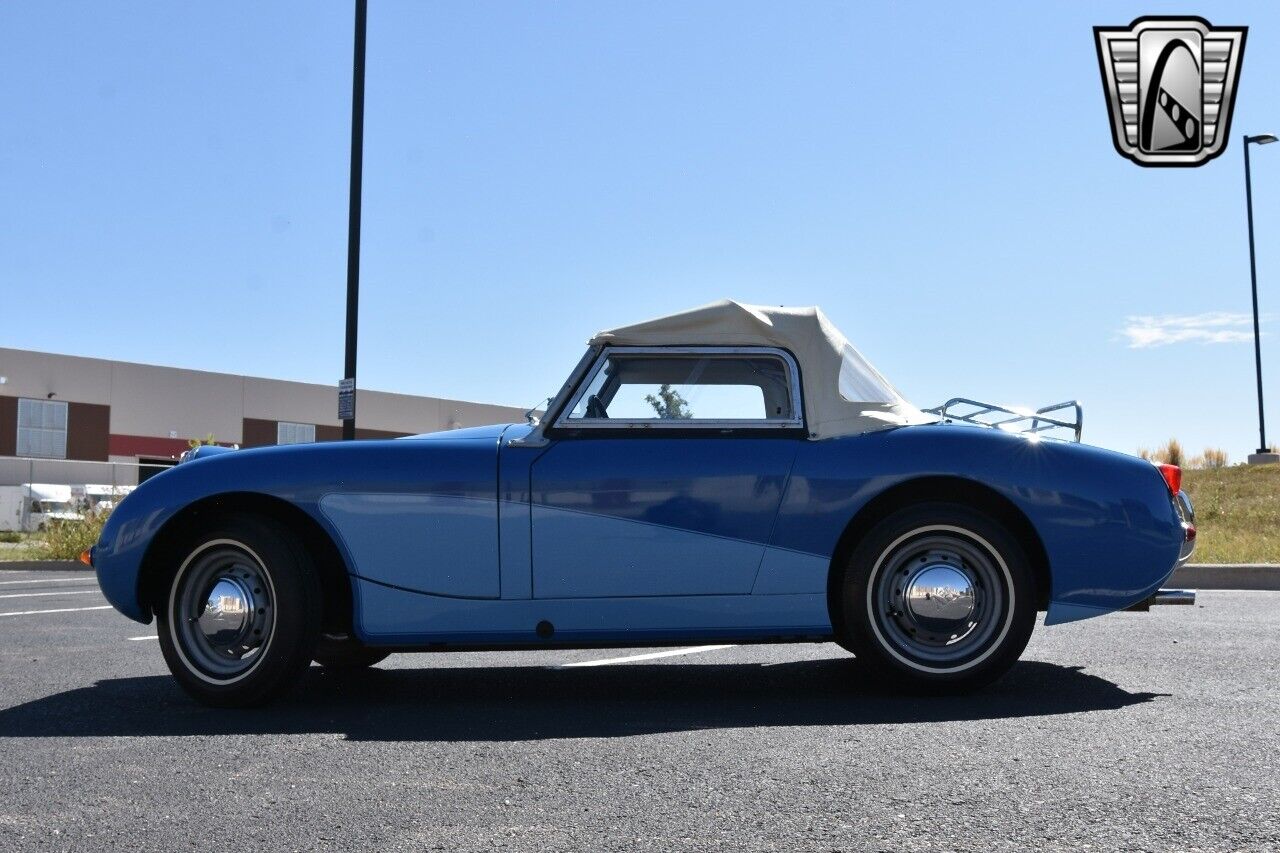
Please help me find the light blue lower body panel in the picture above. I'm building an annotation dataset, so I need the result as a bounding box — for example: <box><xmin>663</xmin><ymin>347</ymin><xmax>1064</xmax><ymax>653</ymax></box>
<box><xmin>531</xmin><ymin>505</ymin><xmax>765</xmax><ymax>598</ymax></box>
<box><xmin>320</xmin><ymin>493</ymin><xmax>500</xmax><ymax>599</ymax></box>
<box><xmin>751</xmin><ymin>546</ymin><xmax>829</xmax><ymax>594</ymax></box>
<box><xmin>352</xmin><ymin>578</ymin><xmax>833</xmax><ymax>646</ymax></box>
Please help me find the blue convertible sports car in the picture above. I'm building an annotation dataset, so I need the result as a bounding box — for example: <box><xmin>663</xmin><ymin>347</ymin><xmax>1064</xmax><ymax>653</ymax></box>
<box><xmin>91</xmin><ymin>300</ymin><xmax>1196</xmax><ymax>706</ymax></box>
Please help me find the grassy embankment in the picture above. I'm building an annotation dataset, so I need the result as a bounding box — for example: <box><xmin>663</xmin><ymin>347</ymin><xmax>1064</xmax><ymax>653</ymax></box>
<box><xmin>1182</xmin><ymin>463</ymin><xmax>1280</xmax><ymax>563</ymax></box>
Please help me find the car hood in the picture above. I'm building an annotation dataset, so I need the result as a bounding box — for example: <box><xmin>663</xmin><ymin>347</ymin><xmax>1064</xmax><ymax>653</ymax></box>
<box><xmin>404</xmin><ymin>423</ymin><xmax>519</xmax><ymax>441</ymax></box>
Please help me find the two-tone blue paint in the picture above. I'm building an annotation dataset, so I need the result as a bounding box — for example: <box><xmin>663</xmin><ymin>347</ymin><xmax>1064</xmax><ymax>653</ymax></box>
<box><xmin>93</xmin><ymin>420</ymin><xmax>1184</xmax><ymax>645</ymax></box>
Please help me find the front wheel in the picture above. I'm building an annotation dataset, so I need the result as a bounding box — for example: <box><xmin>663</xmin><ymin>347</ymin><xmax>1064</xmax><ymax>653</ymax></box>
<box><xmin>156</xmin><ymin>515</ymin><xmax>321</xmax><ymax>707</ymax></box>
<box><xmin>837</xmin><ymin>503</ymin><xmax>1037</xmax><ymax>692</ymax></box>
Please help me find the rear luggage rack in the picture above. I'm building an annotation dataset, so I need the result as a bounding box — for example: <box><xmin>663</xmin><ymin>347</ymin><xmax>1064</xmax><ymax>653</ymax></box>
<box><xmin>923</xmin><ymin>398</ymin><xmax>1083</xmax><ymax>442</ymax></box>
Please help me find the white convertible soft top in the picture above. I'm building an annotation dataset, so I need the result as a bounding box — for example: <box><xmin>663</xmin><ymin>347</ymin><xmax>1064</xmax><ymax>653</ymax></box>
<box><xmin>590</xmin><ymin>299</ymin><xmax>934</xmax><ymax>439</ymax></box>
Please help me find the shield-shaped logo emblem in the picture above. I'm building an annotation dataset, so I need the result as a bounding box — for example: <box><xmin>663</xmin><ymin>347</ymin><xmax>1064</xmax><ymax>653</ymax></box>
<box><xmin>1095</xmin><ymin>17</ymin><xmax>1247</xmax><ymax>167</ymax></box>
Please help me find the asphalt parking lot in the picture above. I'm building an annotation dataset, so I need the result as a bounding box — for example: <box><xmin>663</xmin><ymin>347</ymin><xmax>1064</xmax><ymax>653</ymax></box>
<box><xmin>1</xmin><ymin>567</ymin><xmax>1277</xmax><ymax>852</ymax></box>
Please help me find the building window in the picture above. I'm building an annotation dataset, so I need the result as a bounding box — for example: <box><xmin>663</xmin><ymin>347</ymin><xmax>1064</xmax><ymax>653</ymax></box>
<box><xmin>17</xmin><ymin>398</ymin><xmax>69</xmax><ymax>459</ymax></box>
<box><xmin>277</xmin><ymin>422</ymin><xmax>316</xmax><ymax>445</ymax></box>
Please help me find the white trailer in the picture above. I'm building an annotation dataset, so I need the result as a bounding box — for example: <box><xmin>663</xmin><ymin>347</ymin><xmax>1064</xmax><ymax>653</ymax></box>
<box><xmin>83</xmin><ymin>483</ymin><xmax>135</xmax><ymax>512</ymax></box>
<box><xmin>0</xmin><ymin>484</ymin><xmax>84</xmax><ymax>532</ymax></box>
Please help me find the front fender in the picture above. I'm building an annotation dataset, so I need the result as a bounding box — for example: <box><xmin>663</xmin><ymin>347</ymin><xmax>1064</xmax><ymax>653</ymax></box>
<box><xmin>94</xmin><ymin>429</ymin><xmax>516</xmax><ymax>624</ymax></box>
<box><xmin>92</xmin><ymin>455</ymin><xmax>329</xmax><ymax>624</ymax></box>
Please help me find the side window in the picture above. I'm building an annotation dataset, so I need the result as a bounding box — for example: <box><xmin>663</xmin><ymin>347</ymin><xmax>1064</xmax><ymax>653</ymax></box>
<box><xmin>563</xmin><ymin>350</ymin><xmax>800</xmax><ymax>427</ymax></box>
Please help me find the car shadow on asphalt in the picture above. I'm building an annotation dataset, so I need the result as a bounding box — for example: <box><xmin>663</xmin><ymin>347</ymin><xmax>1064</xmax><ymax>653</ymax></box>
<box><xmin>0</xmin><ymin>657</ymin><xmax>1167</xmax><ymax>741</ymax></box>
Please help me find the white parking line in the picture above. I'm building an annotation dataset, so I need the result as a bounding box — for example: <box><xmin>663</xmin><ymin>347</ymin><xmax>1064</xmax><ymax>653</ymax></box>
<box><xmin>0</xmin><ymin>605</ymin><xmax>113</xmax><ymax>618</ymax></box>
<box><xmin>0</xmin><ymin>590</ymin><xmax>102</xmax><ymax>600</ymax></box>
<box><xmin>127</xmin><ymin>635</ymin><xmax>158</xmax><ymax>641</ymax></box>
<box><xmin>0</xmin><ymin>576</ymin><xmax>97</xmax><ymax>586</ymax></box>
<box><xmin>560</xmin><ymin>644</ymin><xmax>736</xmax><ymax>668</ymax></box>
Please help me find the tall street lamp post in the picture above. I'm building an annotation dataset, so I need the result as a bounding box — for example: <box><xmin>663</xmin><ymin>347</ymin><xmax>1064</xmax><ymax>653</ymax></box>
<box><xmin>1244</xmin><ymin>134</ymin><xmax>1278</xmax><ymax>463</ymax></box>
<box><xmin>342</xmin><ymin>0</ymin><xmax>368</xmax><ymax>441</ymax></box>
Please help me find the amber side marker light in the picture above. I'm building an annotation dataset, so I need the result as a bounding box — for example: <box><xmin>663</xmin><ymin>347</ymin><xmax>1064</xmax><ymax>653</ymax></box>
<box><xmin>78</xmin><ymin>549</ymin><xmax>93</xmax><ymax>567</ymax></box>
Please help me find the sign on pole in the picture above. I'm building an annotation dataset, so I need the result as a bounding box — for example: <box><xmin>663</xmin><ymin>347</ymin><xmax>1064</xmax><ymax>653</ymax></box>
<box><xmin>338</xmin><ymin>378</ymin><xmax>356</xmax><ymax>422</ymax></box>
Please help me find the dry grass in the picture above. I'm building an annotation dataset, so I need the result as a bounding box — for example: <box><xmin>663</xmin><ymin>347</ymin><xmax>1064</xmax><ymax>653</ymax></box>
<box><xmin>36</xmin><ymin>510</ymin><xmax>112</xmax><ymax>561</ymax></box>
<box><xmin>0</xmin><ymin>530</ymin><xmax>44</xmax><ymax>561</ymax></box>
<box><xmin>1199</xmin><ymin>447</ymin><xmax>1229</xmax><ymax>469</ymax></box>
<box><xmin>1139</xmin><ymin>438</ymin><xmax>1186</xmax><ymax>466</ymax></box>
<box><xmin>1183</xmin><ymin>463</ymin><xmax>1280</xmax><ymax>563</ymax></box>
<box><xmin>0</xmin><ymin>510</ymin><xmax>113</xmax><ymax>562</ymax></box>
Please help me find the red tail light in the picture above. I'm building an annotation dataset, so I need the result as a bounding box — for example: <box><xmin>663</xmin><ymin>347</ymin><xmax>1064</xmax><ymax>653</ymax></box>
<box><xmin>1157</xmin><ymin>463</ymin><xmax>1182</xmax><ymax>494</ymax></box>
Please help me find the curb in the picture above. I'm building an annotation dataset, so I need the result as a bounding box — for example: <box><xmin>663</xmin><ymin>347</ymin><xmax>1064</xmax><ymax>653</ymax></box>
<box><xmin>0</xmin><ymin>560</ymin><xmax>92</xmax><ymax>573</ymax></box>
<box><xmin>1172</xmin><ymin>563</ymin><xmax>1280</xmax><ymax>591</ymax></box>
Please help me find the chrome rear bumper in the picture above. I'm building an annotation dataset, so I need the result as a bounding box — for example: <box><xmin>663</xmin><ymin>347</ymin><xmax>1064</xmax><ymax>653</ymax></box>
<box><xmin>1175</xmin><ymin>490</ymin><xmax>1197</xmax><ymax>565</ymax></box>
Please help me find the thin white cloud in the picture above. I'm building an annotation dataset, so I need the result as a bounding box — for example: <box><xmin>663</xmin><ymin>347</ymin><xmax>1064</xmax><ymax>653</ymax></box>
<box><xmin>1120</xmin><ymin>312</ymin><xmax>1259</xmax><ymax>348</ymax></box>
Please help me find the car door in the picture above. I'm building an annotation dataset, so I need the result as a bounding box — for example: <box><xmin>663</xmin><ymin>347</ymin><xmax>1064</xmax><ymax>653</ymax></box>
<box><xmin>529</xmin><ymin>347</ymin><xmax>804</xmax><ymax>598</ymax></box>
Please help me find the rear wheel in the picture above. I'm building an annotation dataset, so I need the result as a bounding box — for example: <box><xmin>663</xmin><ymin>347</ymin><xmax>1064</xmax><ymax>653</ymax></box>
<box><xmin>156</xmin><ymin>515</ymin><xmax>321</xmax><ymax>707</ymax></box>
<box><xmin>837</xmin><ymin>502</ymin><xmax>1036</xmax><ymax>692</ymax></box>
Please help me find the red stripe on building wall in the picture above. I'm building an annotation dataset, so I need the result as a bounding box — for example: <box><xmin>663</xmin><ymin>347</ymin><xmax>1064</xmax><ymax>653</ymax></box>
<box><xmin>108</xmin><ymin>434</ymin><xmax>199</xmax><ymax>459</ymax></box>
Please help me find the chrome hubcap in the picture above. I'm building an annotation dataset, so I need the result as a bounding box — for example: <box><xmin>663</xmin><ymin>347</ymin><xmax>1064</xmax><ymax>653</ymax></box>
<box><xmin>903</xmin><ymin>564</ymin><xmax>976</xmax><ymax>635</ymax></box>
<box><xmin>172</xmin><ymin>545</ymin><xmax>274</xmax><ymax>680</ymax></box>
<box><xmin>871</xmin><ymin>531</ymin><xmax>1008</xmax><ymax>668</ymax></box>
<box><xmin>197</xmin><ymin>577</ymin><xmax>256</xmax><ymax>648</ymax></box>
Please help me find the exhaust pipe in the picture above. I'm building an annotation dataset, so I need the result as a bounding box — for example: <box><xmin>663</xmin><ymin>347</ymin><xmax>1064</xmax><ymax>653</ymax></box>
<box><xmin>1151</xmin><ymin>588</ymin><xmax>1196</xmax><ymax>606</ymax></box>
<box><xmin>1126</xmin><ymin>588</ymin><xmax>1197</xmax><ymax>611</ymax></box>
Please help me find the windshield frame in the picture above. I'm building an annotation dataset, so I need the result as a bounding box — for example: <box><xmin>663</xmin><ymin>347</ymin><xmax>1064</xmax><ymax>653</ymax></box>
<box><xmin>552</xmin><ymin>345</ymin><xmax>805</xmax><ymax>432</ymax></box>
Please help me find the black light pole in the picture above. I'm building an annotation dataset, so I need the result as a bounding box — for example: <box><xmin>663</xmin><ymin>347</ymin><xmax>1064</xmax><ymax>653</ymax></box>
<box><xmin>342</xmin><ymin>0</ymin><xmax>368</xmax><ymax>441</ymax></box>
<box><xmin>1244</xmin><ymin>133</ymin><xmax>1277</xmax><ymax>457</ymax></box>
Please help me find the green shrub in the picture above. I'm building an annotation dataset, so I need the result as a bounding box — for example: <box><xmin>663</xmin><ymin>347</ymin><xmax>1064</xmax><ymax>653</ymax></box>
<box><xmin>37</xmin><ymin>508</ymin><xmax>112</xmax><ymax>561</ymax></box>
<box><xmin>0</xmin><ymin>530</ymin><xmax>22</xmax><ymax>544</ymax></box>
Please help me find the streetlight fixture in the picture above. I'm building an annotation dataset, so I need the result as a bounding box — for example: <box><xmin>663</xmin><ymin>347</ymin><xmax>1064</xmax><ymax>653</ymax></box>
<box><xmin>1244</xmin><ymin>133</ymin><xmax>1277</xmax><ymax>463</ymax></box>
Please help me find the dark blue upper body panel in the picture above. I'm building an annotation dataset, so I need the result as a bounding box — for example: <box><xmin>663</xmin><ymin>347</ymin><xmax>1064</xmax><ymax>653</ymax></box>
<box><xmin>94</xmin><ymin>420</ymin><xmax>1182</xmax><ymax>633</ymax></box>
<box><xmin>775</xmin><ymin>426</ymin><xmax>1181</xmax><ymax>620</ymax></box>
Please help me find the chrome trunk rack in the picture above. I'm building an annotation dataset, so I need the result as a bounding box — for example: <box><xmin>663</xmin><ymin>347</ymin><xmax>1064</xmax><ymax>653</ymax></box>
<box><xmin>923</xmin><ymin>398</ymin><xmax>1083</xmax><ymax>442</ymax></box>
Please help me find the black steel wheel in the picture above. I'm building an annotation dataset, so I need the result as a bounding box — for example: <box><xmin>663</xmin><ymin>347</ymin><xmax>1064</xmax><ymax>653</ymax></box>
<box><xmin>837</xmin><ymin>502</ymin><xmax>1036</xmax><ymax>691</ymax></box>
<box><xmin>156</xmin><ymin>515</ymin><xmax>321</xmax><ymax>707</ymax></box>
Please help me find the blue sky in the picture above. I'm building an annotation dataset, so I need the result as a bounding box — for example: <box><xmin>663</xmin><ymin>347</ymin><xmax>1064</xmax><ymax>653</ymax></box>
<box><xmin>2</xmin><ymin>2</ymin><xmax>1279</xmax><ymax>460</ymax></box>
